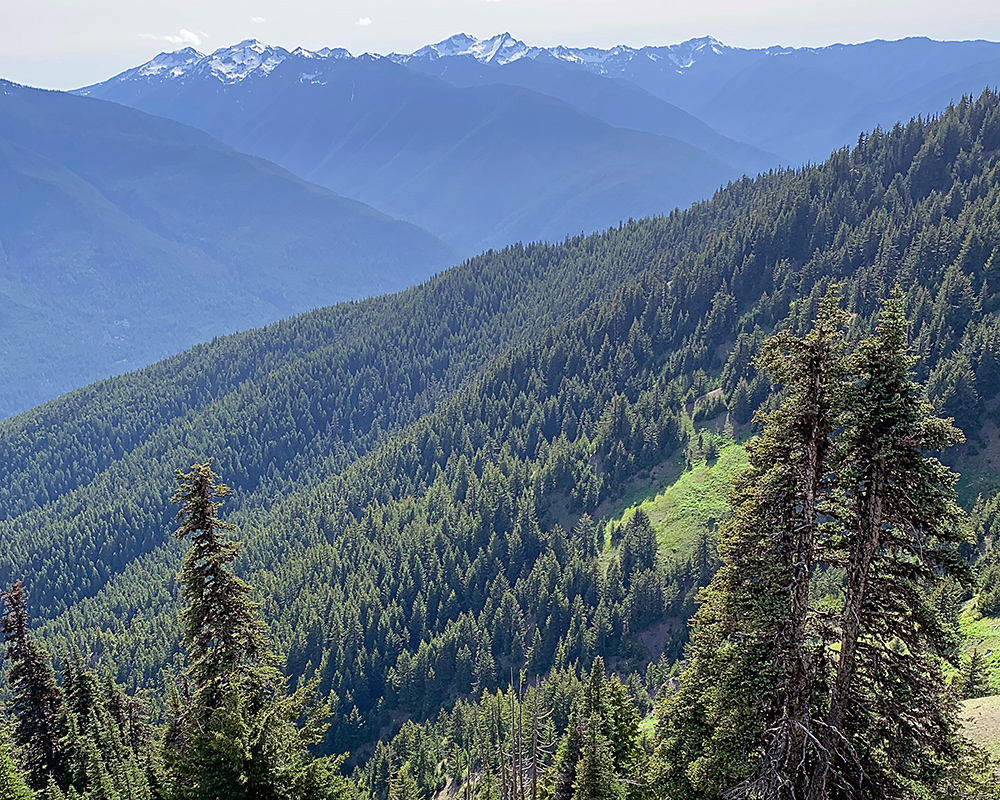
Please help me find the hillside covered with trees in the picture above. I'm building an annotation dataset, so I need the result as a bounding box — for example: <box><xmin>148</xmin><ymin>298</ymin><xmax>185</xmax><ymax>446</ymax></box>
<box><xmin>5</xmin><ymin>90</ymin><xmax>1000</xmax><ymax>797</ymax></box>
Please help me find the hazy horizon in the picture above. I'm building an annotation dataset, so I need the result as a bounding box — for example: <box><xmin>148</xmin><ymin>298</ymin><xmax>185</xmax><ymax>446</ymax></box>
<box><xmin>4</xmin><ymin>0</ymin><xmax>1000</xmax><ymax>91</ymax></box>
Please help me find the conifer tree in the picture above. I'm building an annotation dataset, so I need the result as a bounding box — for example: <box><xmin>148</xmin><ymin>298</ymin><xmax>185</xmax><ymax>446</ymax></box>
<box><xmin>387</xmin><ymin>766</ymin><xmax>422</xmax><ymax>800</ymax></box>
<box><xmin>619</xmin><ymin>514</ymin><xmax>657</xmax><ymax>588</ymax></box>
<box><xmin>655</xmin><ymin>292</ymin><xmax>849</xmax><ymax>798</ymax></box>
<box><xmin>957</xmin><ymin>650</ymin><xmax>991</xmax><ymax>700</ymax></box>
<box><xmin>553</xmin><ymin>713</ymin><xmax>583</xmax><ymax>800</ymax></box>
<box><xmin>571</xmin><ymin>715</ymin><xmax>622</xmax><ymax>800</ymax></box>
<box><xmin>808</xmin><ymin>292</ymin><xmax>970</xmax><ymax>799</ymax></box>
<box><xmin>1</xmin><ymin>581</ymin><xmax>66</xmax><ymax>791</ymax></box>
<box><xmin>51</xmin><ymin>648</ymin><xmax>156</xmax><ymax>800</ymax></box>
<box><xmin>170</xmin><ymin>461</ymin><xmax>271</xmax><ymax>703</ymax></box>
<box><xmin>656</xmin><ymin>291</ymin><xmax>976</xmax><ymax>799</ymax></box>
<box><xmin>0</xmin><ymin>739</ymin><xmax>34</xmax><ymax>800</ymax></box>
<box><xmin>164</xmin><ymin>460</ymin><xmax>352</xmax><ymax>800</ymax></box>
<box><xmin>603</xmin><ymin>678</ymin><xmax>641</xmax><ymax>777</ymax></box>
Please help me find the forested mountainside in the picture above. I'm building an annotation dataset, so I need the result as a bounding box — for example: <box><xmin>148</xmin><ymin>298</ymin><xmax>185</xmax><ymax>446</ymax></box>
<box><xmin>0</xmin><ymin>80</ymin><xmax>455</xmax><ymax>417</ymax></box>
<box><xmin>5</xmin><ymin>91</ymin><xmax>1000</xmax><ymax>793</ymax></box>
<box><xmin>77</xmin><ymin>51</ymin><xmax>738</xmax><ymax>254</ymax></box>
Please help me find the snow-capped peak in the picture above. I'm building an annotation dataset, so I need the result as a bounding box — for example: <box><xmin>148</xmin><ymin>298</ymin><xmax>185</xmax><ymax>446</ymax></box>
<box><xmin>545</xmin><ymin>43</ymin><xmax>637</xmax><ymax>66</ymax></box>
<box><xmin>469</xmin><ymin>32</ymin><xmax>533</xmax><ymax>64</ymax></box>
<box><xmin>395</xmin><ymin>32</ymin><xmax>537</xmax><ymax>65</ymax></box>
<box><xmin>410</xmin><ymin>33</ymin><xmax>479</xmax><ymax>59</ymax></box>
<box><xmin>203</xmin><ymin>39</ymin><xmax>290</xmax><ymax>83</ymax></box>
<box><xmin>291</xmin><ymin>45</ymin><xmax>352</xmax><ymax>60</ymax></box>
<box><xmin>663</xmin><ymin>36</ymin><xmax>728</xmax><ymax>69</ymax></box>
<box><xmin>84</xmin><ymin>39</ymin><xmax>359</xmax><ymax>91</ymax></box>
<box><xmin>391</xmin><ymin>32</ymin><xmax>740</xmax><ymax>73</ymax></box>
<box><xmin>135</xmin><ymin>47</ymin><xmax>205</xmax><ymax>78</ymax></box>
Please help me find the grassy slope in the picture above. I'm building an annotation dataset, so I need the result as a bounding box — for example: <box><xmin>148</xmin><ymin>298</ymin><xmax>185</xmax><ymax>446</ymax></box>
<box><xmin>603</xmin><ymin>441</ymin><xmax>749</xmax><ymax>565</ymax></box>
<box><xmin>961</xmin><ymin>695</ymin><xmax>1000</xmax><ymax>759</ymax></box>
<box><xmin>960</xmin><ymin>605</ymin><xmax>1000</xmax><ymax>688</ymax></box>
<box><xmin>609</xmin><ymin>447</ymin><xmax>1000</xmax><ymax>762</ymax></box>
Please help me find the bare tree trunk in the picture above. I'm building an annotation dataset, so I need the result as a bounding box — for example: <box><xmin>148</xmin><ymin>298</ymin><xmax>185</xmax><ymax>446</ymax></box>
<box><xmin>776</xmin><ymin>359</ymin><xmax>828</xmax><ymax>800</ymax></box>
<box><xmin>497</xmin><ymin>702</ymin><xmax>511</xmax><ymax>800</ymax></box>
<box><xmin>466</xmin><ymin>736</ymin><xmax>473</xmax><ymax>800</ymax></box>
<box><xmin>807</xmin><ymin>465</ymin><xmax>884</xmax><ymax>800</ymax></box>
<box><xmin>532</xmin><ymin>690</ymin><xmax>539</xmax><ymax>800</ymax></box>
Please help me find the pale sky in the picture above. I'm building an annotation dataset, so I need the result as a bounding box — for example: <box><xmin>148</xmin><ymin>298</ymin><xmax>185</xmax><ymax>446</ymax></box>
<box><xmin>3</xmin><ymin>0</ymin><xmax>1000</xmax><ymax>90</ymax></box>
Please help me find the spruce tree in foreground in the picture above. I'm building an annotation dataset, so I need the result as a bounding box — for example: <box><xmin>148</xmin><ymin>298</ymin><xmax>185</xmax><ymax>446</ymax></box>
<box><xmin>164</xmin><ymin>460</ymin><xmax>354</xmax><ymax>800</ymax></box>
<box><xmin>655</xmin><ymin>292</ymin><xmax>976</xmax><ymax>799</ymax></box>
<box><xmin>655</xmin><ymin>292</ymin><xmax>849</xmax><ymax>798</ymax></box>
<box><xmin>1</xmin><ymin>581</ymin><xmax>66</xmax><ymax>791</ymax></box>
<box><xmin>808</xmin><ymin>292</ymin><xmax>970</xmax><ymax>799</ymax></box>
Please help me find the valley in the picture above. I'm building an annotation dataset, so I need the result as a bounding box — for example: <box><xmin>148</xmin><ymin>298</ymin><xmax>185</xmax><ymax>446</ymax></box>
<box><xmin>3</xmin><ymin>21</ymin><xmax>1000</xmax><ymax>800</ymax></box>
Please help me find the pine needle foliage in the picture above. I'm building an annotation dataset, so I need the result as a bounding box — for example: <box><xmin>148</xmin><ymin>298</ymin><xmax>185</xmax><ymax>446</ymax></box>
<box><xmin>657</xmin><ymin>291</ymin><xmax>975</xmax><ymax>800</ymax></box>
<box><xmin>1</xmin><ymin>581</ymin><xmax>66</xmax><ymax>790</ymax></box>
<box><xmin>164</xmin><ymin>461</ymin><xmax>354</xmax><ymax>800</ymax></box>
<box><xmin>0</xmin><ymin>739</ymin><xmax>34</xmax><ymax>800</ymax></box>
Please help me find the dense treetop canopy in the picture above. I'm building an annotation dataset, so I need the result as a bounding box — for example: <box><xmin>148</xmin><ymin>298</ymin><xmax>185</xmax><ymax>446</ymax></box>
<box><xmin>3</xmin><ymin>90</ymin><xmax>1000</xmax><ymax>772</ymax></box>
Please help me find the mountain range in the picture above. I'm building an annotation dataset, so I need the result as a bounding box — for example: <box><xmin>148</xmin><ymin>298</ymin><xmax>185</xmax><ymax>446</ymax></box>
<box><xmin>3</xmin><ymin>32</ymin><xmax>998</xmax><ymax>416</ymax></box>
<box><xmin>0</xmin><ymin>79</ymin><xmax>456</xmax><ymax>417</ymax></box>
<box><xmin>394</xmin><ymin>33</ymin><xmax>1000</xmax><ymax>162</ymax></box>
<box><xmin>76</xmin><ymin>40</ymin><xmax>747</xmax><ymax>254</ymax></box>
<box><xmin>83</xmin><ymin>32</ymin><xmax>1000</xmax><ymax>167</ymax></box>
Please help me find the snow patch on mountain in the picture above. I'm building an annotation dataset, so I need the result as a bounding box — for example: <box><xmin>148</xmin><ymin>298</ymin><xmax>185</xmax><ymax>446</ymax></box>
<box><xmin>136</xmin><ymin>47</ymin><xmax>205</xmax><ymax>78</ymax></box>
<box><xmin>394</xmin><ymin>32</ymin><xmax>540</xmax><ymax>65</ymax></box>
<box><xmin>203</xmin><ymin>39</ymin><xmax>290</xmax><ymax>83</ymax></box>
<box><xmin>292</xmin><ymin>46</ymin><xmax>352</xmax><ymax>60</ymax></box>
<box><xmin>82</xmin><ymin>40</ymin><xmax>353</xmax><ymax>92</ymax></box>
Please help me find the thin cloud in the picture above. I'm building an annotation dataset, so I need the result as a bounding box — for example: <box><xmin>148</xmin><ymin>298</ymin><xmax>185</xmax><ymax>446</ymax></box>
<box><xmin>356</xmin><ymin>17</ymin><xmax>373</xmax><ymax>26</ymax></box>
<box><xmin>250</xmin><ymin>16</ymin><xmax>266</xmax><ymax>24</ymax></box>
<box><xmin>138</xmin><ymin>29</ymin><xmax>204</xmax><ymax>47</ymax></box>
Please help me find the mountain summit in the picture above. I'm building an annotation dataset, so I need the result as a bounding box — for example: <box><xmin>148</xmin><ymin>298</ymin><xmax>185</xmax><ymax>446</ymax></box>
<box><xmin>77</xmin><ymin>39</ymin><xmax>351</xmax><ymax>94</ymax></box>
<box><xmin>396</xmin><ymin>32</ymin><xmax>537</xmax><ymax>64</ymax></box>
<box><xmin>390</xmin><ymin>32</ymin><xmax>742</xmax><ymax>71</ymax></box>
<box><xmin>86</xmin><ymin>32</ymin><xmax>746</xmax><ymax>88</ymax></box>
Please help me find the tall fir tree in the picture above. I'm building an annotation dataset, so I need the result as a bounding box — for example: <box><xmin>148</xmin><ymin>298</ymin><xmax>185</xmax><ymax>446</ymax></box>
<box><xmin>571</xmin><ymin>715</ymin><xmax>622</xmax><ymax>800</ymax></box>
<box><xmin>164</xmin><ymin>460</ymin><xmax>353</xmax><ymax>800</ymax></box>
<box><xmin>1</xmin><ymin>581</ymin><xmax>66</xmax><ymax>791</ymax></box>
<box><xmin>170</xmin><ymin>461</ymin><xmax>272</xmax><ymax>704</ymax></box>
<box><xmin>654</xmin><ymin>292</ymin><xmax>849</xmax><ymax>798</ymax></box>
<box><xmin>808</xmin><ymin>291</ymin><xmax>970</xmax><ymax>799</ymax></box>
<box><xmin>656</xmin><ymin>291</ymin><xmax>975</xmax><ymax>799</ymax></box>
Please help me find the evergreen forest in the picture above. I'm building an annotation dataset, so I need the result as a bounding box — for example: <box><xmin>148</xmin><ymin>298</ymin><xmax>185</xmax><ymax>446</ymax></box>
<box><xmin>6</xmin><ymin>90</ymin><xmax>1000</xmax><ymax>798</ymax></box>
